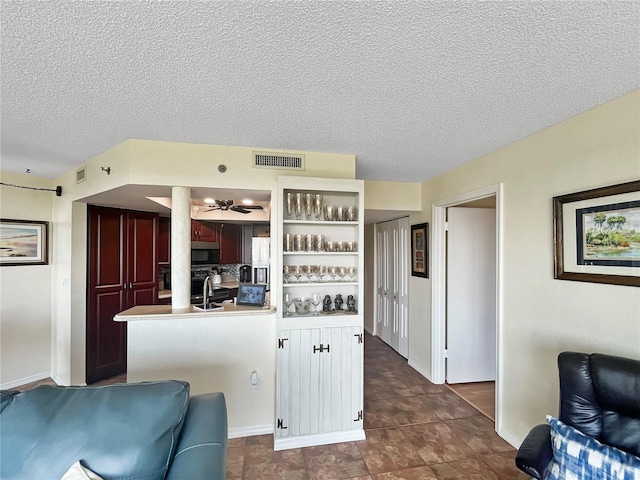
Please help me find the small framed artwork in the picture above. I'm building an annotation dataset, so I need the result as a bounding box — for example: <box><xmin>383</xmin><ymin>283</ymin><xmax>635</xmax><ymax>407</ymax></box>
<box><xmin>0</xmin><ymin>219</ymin><xmax>49</xmax><ymax>266</ymax></box>
<box><xmin>236</xmin><ymin>284</ymin><xmax>267</xmax><ymax>306</ymax></box>
<box><xmin>553</xmin><ymin>180</ymin><xmax>640</xmax><ymax>286</ymax></box>
<box><xmin>411</xmin><ymin>222</ymin><xmax>428</xmax><ymax>278</ymax></box>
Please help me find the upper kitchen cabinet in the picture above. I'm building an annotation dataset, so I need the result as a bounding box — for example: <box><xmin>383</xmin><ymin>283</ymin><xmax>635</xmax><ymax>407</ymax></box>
<box><xmin>219</xmin><ymin>223</ymin><xmax>242</xmax><ymax>264</ymax></box>
<box><xmin>191</xmin><ymin>219</ymin><xmax>218</xmax><ymax>242</ymax></box>
<box><xmin>158</xmin><ymin>217</ymin><xmax>171</xmax><ymax>266</ymax></box>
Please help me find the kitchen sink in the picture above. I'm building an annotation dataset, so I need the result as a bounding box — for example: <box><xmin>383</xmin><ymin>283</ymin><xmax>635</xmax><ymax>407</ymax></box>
<box><xmin>192</xmin><ymin>302</ymin><xmax>225</xmax><ymax>312</ymax></box>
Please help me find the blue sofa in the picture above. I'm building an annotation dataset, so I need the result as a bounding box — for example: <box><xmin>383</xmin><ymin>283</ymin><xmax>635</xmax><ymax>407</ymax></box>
<box><xmin>0</xmin><ymin>380</ymin><xmax>227</xmax><ymax>480</ymax></box>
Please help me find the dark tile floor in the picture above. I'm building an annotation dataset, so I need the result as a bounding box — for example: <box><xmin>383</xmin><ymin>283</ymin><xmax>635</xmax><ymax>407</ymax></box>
<box><xmin>227</xmin><ymin>332</ymin><xmax>528</xmax><ymax>479</ymax></box>
<box><xmin>13</xmin><ymin>334</ymin><xmax>527</xmax><ymax>479</ymax></box>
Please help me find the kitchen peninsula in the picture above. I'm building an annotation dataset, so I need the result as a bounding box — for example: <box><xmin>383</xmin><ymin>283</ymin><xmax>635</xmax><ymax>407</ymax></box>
<box><xmin>114</xmin><ymin>303</ymin><xmax>277</xmax><ymax>437</ymax></box>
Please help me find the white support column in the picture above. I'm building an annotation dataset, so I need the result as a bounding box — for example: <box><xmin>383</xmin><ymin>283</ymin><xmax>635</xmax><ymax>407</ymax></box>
<box><xmin>171</xmin><ymin>186</ymin><xmax>191</xmax><ymax>312</ymax></box>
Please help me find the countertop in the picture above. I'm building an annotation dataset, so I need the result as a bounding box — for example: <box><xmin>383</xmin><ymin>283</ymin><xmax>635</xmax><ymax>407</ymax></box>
<box><xmin>114</xmin><ymin>303</ymin><xmax>275</xmax><ymax>321</ymax></box>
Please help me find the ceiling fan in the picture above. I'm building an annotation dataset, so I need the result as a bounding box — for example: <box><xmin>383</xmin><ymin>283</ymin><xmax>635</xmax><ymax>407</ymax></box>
<box><xmin>203</xmin><ymin>199</ymin><xmax>264</xmax><ymax>214</ymax></box>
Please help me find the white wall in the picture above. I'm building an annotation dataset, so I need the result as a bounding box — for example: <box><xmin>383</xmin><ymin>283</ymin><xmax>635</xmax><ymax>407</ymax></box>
<box><xmin>408</xmin><ymin>89</ymin><xmax>640</xmax><ymax>446</ymax></box>
<box><xmin>0</xmin><ymin>172</ymin><xmax>53</xmax><ymax>387</ymax></box>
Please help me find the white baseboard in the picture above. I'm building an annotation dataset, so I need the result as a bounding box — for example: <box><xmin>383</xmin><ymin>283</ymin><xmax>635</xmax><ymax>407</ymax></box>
<box><xmin>497</xmin><ymin>425</ymin><xmax>522</xmax><ymax>449</ymax></box>
<box><xmin>408</xmin><ymin>360</ymin><xmax>439</xmax><ymax>384</ymax></box>
<box><xmin>274</xmin><ymin>429</ymin><xmax>366</xmax><ymax>451</ymax></box>
<box><xmin>1</xmin><ymin>371</ymin><xmax>52</xmax><ymax>390</ymax></box>
<box><xmin>228</xmin><ymin>424</ymin><xmax>273</xmax><ymax>439</ymax></box>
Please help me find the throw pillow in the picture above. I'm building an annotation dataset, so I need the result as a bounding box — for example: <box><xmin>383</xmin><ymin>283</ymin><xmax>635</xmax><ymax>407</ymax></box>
<box><xmin>60</xmin><ymin>461</ymin><xmax>103</xmax><ymax>480</ymax></box>
<box><xmin>545</xmin><ymin>415</ymin><xmax>640</xmax><ymax>480</ymax></box>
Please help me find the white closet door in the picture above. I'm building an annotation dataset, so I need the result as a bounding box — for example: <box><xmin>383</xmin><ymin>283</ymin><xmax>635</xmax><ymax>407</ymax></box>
<box><xmin>446</xmin><ymin>207</ymin><xmax>496</xmax><ymax>384</ymax></box>
<box><xmin>375</xmin><ymin>218</ymin><xmax>409</xmax><ymax>358</ymax></box>
<box><xmin>397</xmin><ymin>217</ymin><xmax>410</xmax><ymax>358</ymax></box>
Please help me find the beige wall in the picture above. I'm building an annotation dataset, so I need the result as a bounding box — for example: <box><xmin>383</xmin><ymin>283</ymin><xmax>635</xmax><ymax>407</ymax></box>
<box><xmin>0</xmin><ymin>172</ymin><xmax>53</xmax><ymax>387</ymax></box>
<box><xmin>408</xmin><ymin>89</ymin><xmax>640</xmax><ymax>445</ymax></box>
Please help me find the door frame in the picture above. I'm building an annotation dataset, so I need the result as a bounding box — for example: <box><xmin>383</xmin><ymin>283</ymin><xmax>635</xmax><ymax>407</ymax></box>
<box><xmin>431</xmin><ymin>184</ymin><xmax>503</xmax><ymax>427</ymax></box>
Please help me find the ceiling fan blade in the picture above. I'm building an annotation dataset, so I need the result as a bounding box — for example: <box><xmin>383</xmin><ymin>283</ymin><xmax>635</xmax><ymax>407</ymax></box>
<box><xmin>239</xmin><ymin>205</ymin><xmax>264</xmax><ymax>210</ymax></box>
<box><xmin>203</xmin><ymin>205</ymin><xmax>221</xmax><ymax>212</ymax></box>
<box><xmin>231</xmin><ymin>206</ymin><xmax>251</xmax><ymax>214</ymax></box>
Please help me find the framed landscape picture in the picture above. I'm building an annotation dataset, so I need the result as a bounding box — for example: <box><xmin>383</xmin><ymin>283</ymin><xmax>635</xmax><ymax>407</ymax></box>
<box><xmin>0</xmin><ymin>219</ymin><xmax>49</xmax><ymax>266</ymax></box>
<box><xmin>411</xmin><ymin>222</ymin><xmax>428</xmax><ymax>278</ymax></box>
<box><xmin>553</xmin><ymin>180</ymin><xmax>640</xmax><ymax>286</ymax></box>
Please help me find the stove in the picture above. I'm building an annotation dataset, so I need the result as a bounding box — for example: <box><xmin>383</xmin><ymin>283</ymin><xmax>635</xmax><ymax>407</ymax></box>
<box><xmin>190</xmin><ymin>269</ymin><xmax>230</xmax><ymax>303</ymax></box>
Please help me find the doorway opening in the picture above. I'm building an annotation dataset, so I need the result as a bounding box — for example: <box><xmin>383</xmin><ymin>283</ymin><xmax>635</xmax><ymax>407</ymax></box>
<box><xmin>431</xmin><ymin>184</ymin><xmax>502</xmax><ymax>429</ymax></box>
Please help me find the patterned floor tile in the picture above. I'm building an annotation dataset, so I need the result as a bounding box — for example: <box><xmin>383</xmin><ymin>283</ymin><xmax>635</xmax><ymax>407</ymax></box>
<box><xmin>419</xmin><ymin>391</ymin><xmax>480</xmax><ymax>420</ymax></box>
<box><xmin>356</xmin><ymin>428</ymin><xmax>425</xmax><ymax>474</ymax></box>
<box><xmin>483</xmin><ymin>451</ymin><xmax>530</xmax><ymax>479</ymax></box>
<box><xmin>302</xmin><ymin>442</ymin><xmax>369</xmax><ymax>480</ymax></box>
<box><xmin>429</xmin><ymin>456</ymin><xmax>501</xmax><ymax>479</ymax></box>
<box><xmin>371</xmin><ymin>466</ymin><xmax>438</xmax><ymax>479</ymax></box>
<box><xmin>400</xmin><ymin>422</ymin><xmax>475</xmax><ymax>465</ymax></box>
<box><xmin>445</xmin><ymin>416</ymin><xmax>514</xmax><ymax>455</ymax></box>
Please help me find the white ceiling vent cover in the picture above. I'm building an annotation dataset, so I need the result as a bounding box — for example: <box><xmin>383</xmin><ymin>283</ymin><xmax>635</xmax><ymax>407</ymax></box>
<box><xmin>253</xmin><ymin>152</ymin><xmax>305</xmax><ymax>171</ymax></box>
<box><xmin>75</xmin><ymin>166</ymin><xmax>87</xmax><ymax>183</ymax></box>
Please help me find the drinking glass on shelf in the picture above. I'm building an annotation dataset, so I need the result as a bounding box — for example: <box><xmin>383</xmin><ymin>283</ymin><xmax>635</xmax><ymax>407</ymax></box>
<box><xmin>347</xmin><ymin>266</ymin><xmax>357</xmax><ymax>281</ymax></box>
<box><xmin>338</xmin><ymin>266</ymin><xmax>348</xmax><ymax>281</ymax></box>
<box><xmin>283</xmin><ymin>265</ymin><xmax>292</xmax><ymax>283</ymax></box>
<box><xmin>284</xmin><ymin>293</ymin><xmax>293</xmax><ymax>316</ymax></box>
<box><xmin>311</xmin><ymin>293</ymin><xmax>321</xmax><ymax>316</ymax></box>
<box><xmin>294</xmin><ymin>193</ymin><xmax>303</xmax><ymax>220</ymax></box>
<box><xmin>304</xmin><ymin>193</ymin><xmax>313</xmax><ymax>220</ymax></box>
<box><xmin>329</xmin><ymin>266</ymin><xmax>339</xmax><ymax>281</ymax></box>
<box><xmin>302</xmin><ymin>265</ymin><xmax>313</xmax><ymax>282</ymax></box>
<box><xmin>286</xmin><ymin>193</ymin><xmax>293</xmax><ymax>219</ymax></box>
<box><xmin>314</xmin><ymin>195</ymin><xmax>323</xmax><ymax>220</ymax></box>
<box><xmin>317</xmin><ymin>265</ymin><xmax>327</xmax><ymax>282</ymax></box>
<box><xmin>292</xmin><ymin>265</ymin><xmax>303</xmax><ymax>283</ymax></box>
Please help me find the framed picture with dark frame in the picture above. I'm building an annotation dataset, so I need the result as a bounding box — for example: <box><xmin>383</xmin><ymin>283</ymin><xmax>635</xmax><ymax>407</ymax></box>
<box><xmin>0</xmin><ymin>219</ymin><xmax>49</xmax><ymax>266</ymax></box>
<box><xmin>411</xmin><ymin>222</ymin><xmax>428</xmax><ymax>278</ymax></box>
<box><xmin>553</xmin><ymin>180</ymin><xmax>640</xmax><ymax>287</ymax></box>
<box><xmin>236</xmin><ymin>284</ymin><xmax>267</xmax><ymax>306</ymax></box>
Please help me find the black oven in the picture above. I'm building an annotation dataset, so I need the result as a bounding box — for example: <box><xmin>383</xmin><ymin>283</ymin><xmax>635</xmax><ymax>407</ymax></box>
<box><xmin>191</xmin><ymin>241</ymin><xmax>220</xmax><ymax>266</ymax></box>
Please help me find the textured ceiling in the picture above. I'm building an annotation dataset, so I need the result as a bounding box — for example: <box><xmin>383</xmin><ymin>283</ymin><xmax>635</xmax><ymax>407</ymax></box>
<box><xmin>1</xmin><ymin>1</ymin><xmax>639</xmax><ymax>182</ymax></box>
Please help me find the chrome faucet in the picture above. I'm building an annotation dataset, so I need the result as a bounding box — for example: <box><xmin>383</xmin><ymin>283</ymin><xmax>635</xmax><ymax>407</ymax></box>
<box><xmin>202</xmin><ymin>276</ymin><xmax>213</xmax><ymax>306</ymax></box>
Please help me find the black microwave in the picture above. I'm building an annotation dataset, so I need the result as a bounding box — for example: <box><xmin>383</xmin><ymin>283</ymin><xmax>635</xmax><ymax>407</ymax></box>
<box><xmin>191</xmin><ymin>241</ymin><xmax>220</xmax><ymax>266</ymax></box>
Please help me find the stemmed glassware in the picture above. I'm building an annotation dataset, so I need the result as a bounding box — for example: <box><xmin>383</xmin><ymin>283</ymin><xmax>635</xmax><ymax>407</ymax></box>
<box><xmin>311</xmin><ymin>293</ymin><xmax>321</xmax><ymax>316</ymax></box>
<box><xmin>283</xmin><ymin>265</ymin><xmax>292</xmax><ymax>284</ymax></box>
<box><xmin>292</xmin><ymin>265</ymin><xmax>303</xmax><ymax>283</ymax></box>
<box><xmin>302</xmin><ymin>265</ymin><xmax>313</xmax><ymax>282</ymax></box>
<box><xmin>338</xmin><ymin>266</ymin><xmax>348</xmax><ymax>282</ymax></box>
<box><xmin>329</xmin><ymin>266</ymin><xmax>339</xmax><ymax>281</ymax></box>
<box><xmin>347</xmin><ymin>266</ymin><xmax>357</xmax><ymax>282</ymax></box>
<box><xmin>317</xmin><ymin>265</ymin><xmax>327</xmax><ymax>282</ymax></box>
<box><xmin>284</xmin><ymin>293</ymin><xmax>293</xmax><ymax>316</ymax></box>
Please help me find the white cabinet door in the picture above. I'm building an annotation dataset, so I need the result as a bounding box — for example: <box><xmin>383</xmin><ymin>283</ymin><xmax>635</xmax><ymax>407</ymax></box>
<box><xmin>276</xmin><ymin>326</ymin><xmax>363</xmax><ymax>443</ymax></box>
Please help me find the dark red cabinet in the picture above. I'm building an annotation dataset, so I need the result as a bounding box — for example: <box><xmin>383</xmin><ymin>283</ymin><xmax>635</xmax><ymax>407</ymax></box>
<box><xmin>86</xmin><ymin>206</ymin><xmax>158</xmax><ymax>384</ymax></box>
<box><xmin>191</xmin><ymin>220</ymin><xmax>218</xmax><ymax>242</ymax></box>
<box><xmin>219</xmin><ymin>223</ymin><xmax>242</xmax><ymax>264</ymax></box>
<box><xmin>158</xmin><ymin>217</ymin><xmax>171</xmax><ymax>265</ymax></box>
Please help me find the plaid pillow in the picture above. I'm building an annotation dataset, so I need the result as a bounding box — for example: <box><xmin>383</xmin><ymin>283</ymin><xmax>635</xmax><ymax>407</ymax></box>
<box><xmin>545</xmin><ymin>415</ymin><xmax>640</xmax><ymax>480</ymax></box>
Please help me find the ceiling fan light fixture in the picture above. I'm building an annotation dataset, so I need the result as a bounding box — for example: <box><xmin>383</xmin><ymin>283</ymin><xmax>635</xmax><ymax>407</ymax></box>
<box><xmin>203</xmin><ymin>197</ymin><xmax>215</xmax><ymax>204</ymax></box>
<box><xmin>242</xmin><ymin>199</ymin><xmax>254</xmax><ymax>205</ymax></box>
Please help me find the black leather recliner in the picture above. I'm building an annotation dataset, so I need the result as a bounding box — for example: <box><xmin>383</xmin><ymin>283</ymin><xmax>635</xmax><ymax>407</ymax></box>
<box><xmin>515</xmin><ymin>351</ymin><xmax>640</xmax><ymax>479</ymax></box>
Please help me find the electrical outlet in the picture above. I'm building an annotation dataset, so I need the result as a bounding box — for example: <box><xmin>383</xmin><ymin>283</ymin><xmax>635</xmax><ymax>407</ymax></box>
<box><xmin>250</xmin><ymin>370</ymin><xmax>259</xmax><ymax>389</ymax></box>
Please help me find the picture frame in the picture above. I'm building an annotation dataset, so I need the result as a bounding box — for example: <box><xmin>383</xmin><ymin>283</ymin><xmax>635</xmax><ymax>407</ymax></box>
<box><xmin>236</xmin><ymin>283</ymin><xmax>267</xmax><ymax>306</ymax></box>
<box><xmin>411</xmin><ymin>222</ymin><xmax>428</xmax><ymax>278</ymax></box>
<box><xmin>553</xmin><ymin>180</ymin><xmax>640</xmax><ymax>287</ymax></box>
<box><xmin>0</xmin><ymin>219</ymin><xmax>49</xmax><ymax>266</ymax></box>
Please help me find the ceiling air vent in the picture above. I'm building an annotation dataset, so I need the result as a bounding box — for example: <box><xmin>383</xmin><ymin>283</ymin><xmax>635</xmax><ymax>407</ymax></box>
<box><xmin>253</xmin><ymin>152</ymin><xmax>305</xmax><ymax>171</ymax></box>
<box><xmin>76</xmin><ymin>166</ymin><xmax>87</xmax><ymax>184</ymax></box>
